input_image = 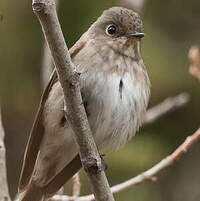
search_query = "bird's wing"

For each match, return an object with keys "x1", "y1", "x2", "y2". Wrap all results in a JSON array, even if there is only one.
[
  {"x1": 18, "y1": 70, "x2": 57, "y2": 191},
  {"x1": 18, "y1": 36, "x2": 86, "y2": 192}
]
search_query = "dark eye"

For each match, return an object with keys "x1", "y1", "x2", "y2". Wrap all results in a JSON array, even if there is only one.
[{"x1": 106, "y1": 25, "x2": 117, "y2": 35}]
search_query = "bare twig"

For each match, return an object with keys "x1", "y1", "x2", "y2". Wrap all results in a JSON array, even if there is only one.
[
  {"x1": 143, "y1": 93, "x2": 190, "y2": 125},
  {"x1": 188, "y1": 46, "x2": 200, "y2": 82},
  {"x1": 52, "y1": 128, "x2": 200, "y2": 201},
  {"x1": 0, "y1": 108, "x2": 11, "y2": 201},
  {"x1": 110, "y1": 129, "x2": 200, "y2": 193},
  {"x1": 32, "y1": 0, "x2": 115, "y2": 201},
  {"x1": 72, "y1": 173, "x2": 81, "y2": 201},
  {"x1": 41, "y1": 1, "x2": 65, "y2": 199}
]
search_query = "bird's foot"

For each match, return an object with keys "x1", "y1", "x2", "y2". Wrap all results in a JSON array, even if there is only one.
[{"x1": 100, "y1": 154, "x2": 108, "y2": 171}]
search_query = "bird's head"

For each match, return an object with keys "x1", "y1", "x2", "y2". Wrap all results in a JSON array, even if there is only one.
[{"x1": 88, "y1": 7, "x2": 144, "y2": 58}]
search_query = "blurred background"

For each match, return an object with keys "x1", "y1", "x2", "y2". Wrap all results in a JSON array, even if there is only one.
[{"x1": 0, "y1": 0, "x2": 200, "y2": 200}]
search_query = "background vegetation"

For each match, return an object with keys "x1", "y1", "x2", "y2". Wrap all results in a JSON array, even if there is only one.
[{"x1": 0, "y1": 0, "x2": 200, "y2": 200}]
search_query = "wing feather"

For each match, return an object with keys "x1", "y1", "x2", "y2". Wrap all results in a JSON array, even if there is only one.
[
  {"x1": 19, "y1": 71, "x2": 57, "y2": 191},
  {"x1": 19, "y1": 36, "x2": 86, "y2": 191}
]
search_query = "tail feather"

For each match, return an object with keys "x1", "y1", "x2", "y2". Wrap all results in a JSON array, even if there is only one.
[{"x1": 18, "y1": 155, "x2": 82, "y2": 200}]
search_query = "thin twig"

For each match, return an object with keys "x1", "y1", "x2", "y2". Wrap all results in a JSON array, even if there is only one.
[
  {"x1": 0, "y1": 108, "x2": 11, "y2": 201},
  {"x1": 41, "y1": 1, "x2": 65, "y2": 199},
  {"x1": 52, "y1": 128, "x2": 200, "y2": 201},
  {"x1": 188, "y1": 46, "x2": 200, "y2": 82},
  {"x1": 72, "y1": 173, "x2": 81, "y2": 201},
  {"x1": 143, "y1": 92, "x2": 190, "y2": 125},
  {"x1": 32, "y1": 0, "x2": 115, "y2": 201}
]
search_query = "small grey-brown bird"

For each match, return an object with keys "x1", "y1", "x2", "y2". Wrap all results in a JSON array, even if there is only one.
[{"x1": 18, "y1": 6, "x2": 150, "y2": 201}]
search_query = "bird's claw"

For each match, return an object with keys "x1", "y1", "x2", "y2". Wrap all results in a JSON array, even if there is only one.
[{"x1": 100, "y1": 154, "x2": 108, "y2": 171}]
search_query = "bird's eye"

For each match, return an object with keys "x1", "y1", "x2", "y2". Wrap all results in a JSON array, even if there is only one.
[{"x1": 106, "y1": 25, "x2": 117, "y2": 35}]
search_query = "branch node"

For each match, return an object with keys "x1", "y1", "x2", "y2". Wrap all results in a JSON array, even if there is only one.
[
  {"x1": 140, "y1": 174, "x2": 152, "y2": 183},
  {"x1": 64, "y1": 71, "x2": 80, "y2": 89},
  {"x1": 32, "y1": 2, "x2": 45, "y2": 12},
  {"x1": 72, "y1": 71, "x2": 81, "y2": 83},
  {"x1": 150, "y1": 176, "x2": 157, "y2": 182},
  {"x1": 82, "y1": 157, "x2": 104, "y2": 174}
]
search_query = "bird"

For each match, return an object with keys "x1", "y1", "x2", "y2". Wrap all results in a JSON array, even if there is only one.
[{"x1": 18, "y1": 6, "x2": 150, "y2": 201}]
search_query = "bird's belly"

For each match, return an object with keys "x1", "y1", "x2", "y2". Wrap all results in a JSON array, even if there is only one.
[{"x1": 82, "y1": 72, "x2": 148, "y2": 152}]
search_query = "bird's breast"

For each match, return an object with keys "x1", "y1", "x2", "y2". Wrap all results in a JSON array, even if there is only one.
[{"x1": 80, "y1": 67, "x2": 150, "y2": 152}]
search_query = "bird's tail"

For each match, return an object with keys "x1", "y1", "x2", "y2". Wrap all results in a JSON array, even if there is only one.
[
  {"x1": 18, "y1": 155, "x2": 82, "y2": 201},
  {"x1": 18, "y1": 183, "x2": 44, "y2": 201}
]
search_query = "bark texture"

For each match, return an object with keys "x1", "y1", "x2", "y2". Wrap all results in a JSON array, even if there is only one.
[{"x1": 32, "y1": 0, "x2": 115, "y2": 200}]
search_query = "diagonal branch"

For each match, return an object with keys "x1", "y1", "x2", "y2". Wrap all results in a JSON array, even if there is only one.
[
  {"x1": 52, "y1": 128, "x2": 200, "y2": 201},
  {"x1": 143, "y1": 92, "x2": 190, "y2": 125},
  {"x1": 32, "y1": 0, "x2": 115, "y2": 201}
]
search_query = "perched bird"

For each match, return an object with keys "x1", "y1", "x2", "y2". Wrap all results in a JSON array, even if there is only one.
[{"x1": 18, "y1": 6, "x2": 150, "y2": 201}]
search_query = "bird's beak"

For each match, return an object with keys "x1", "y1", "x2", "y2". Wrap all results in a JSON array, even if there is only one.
[{"x1": 126, "y1": 32, "x2": 145, "y2": 39}]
